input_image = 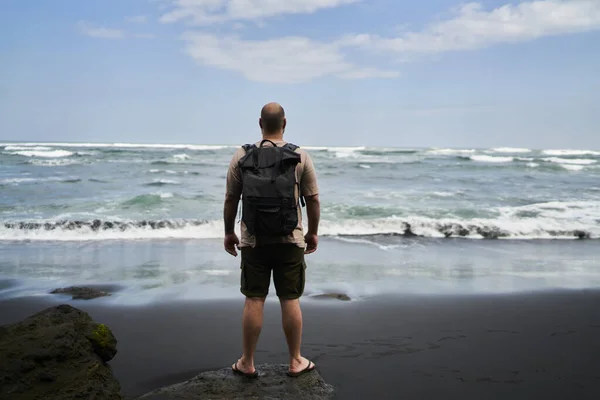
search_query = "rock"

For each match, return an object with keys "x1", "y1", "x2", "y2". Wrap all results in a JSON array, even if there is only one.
[
  {"x1": 50, "y1": 286, "x2": 112, "y2": 300},
  {"x1": 312, "y1": 293, "x2": 351, "y2": 301},
  {"x1": 137, "y1": 364, "x2": 335, "y2": 400},
  {"x1": 0, "y1": 304, "x2": 122, "y2": 400}
]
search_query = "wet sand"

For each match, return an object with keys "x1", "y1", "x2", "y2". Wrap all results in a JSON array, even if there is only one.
[{"x1": 1, "y1": 290, "x2": 600, "y2": 399}]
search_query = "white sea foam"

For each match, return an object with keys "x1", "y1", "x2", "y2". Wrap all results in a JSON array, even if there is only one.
[
  {"x1": 470, "y1": 155, "x2": 514, "y2": 163},
  {"x1": 303, "y1": 146, "x2": 365, "y2": 153},
  {"x1": 302, "y1": 146, "x2": 329, "y2": 151},
  {"x1": 173, "y1": 154, "x2": 190, "y2": 160},
  {"x1": 1, "y1": 203, "x2": 598, "y2": 241},
  {"x1": 432, "y1": 191, "x2": 457, "y2": 197},
  {"x1": 8, "y1": 150, "x2": 74, "y2": 158},
  {"x1": 204, "y1": 270, "x2": 231, "y2": 276},
  {"x1": 428, "y1": 148, "x2": 476, "y2": 155},
  {"x1": 150, "y1": 179, "x2": 179, "y2": 185},
  {"x1": 332, "y1": 236, "x2": 401, "y2": 251},
  {"x1": 0, "y1": 177, "x2": 39, "y2": 185},
  {"x1": 327, "y1": 147, "x2": 366, "y2": 158},
  {"x1": 542, "y1": 149, "x2": 600, "y2": 156},
  {"x1": 561, "y1": 164, "x2": 585, "y2": 171},
  {"x1": 0, "y1": 142, "x2": 232, "y2": 151},
  {"x1": 0, "y1": 220, "x2": 225, "y2": 241},
  {"x1": 3, "y1": 146, "x2": 53, "y2": 151},
  {"x1": 542, "y1": 157, "x2": 597, "y2": 165},
  {"x1": 488, "y1": 147, "x2": 531, "y2": 153}
]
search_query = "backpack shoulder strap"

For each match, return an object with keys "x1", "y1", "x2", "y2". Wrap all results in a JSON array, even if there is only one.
[
  {"x1": 283, "y1": 143, "x2": 299, "y2": 152},
  {"x1": 238, "y1": 144, "x2": 257, "y2": 168},
  {"x1": 241, "y1": 143, "x2": 257, "y2": 154},
  {"x1": 281, "y1": 143, "x2": 306, "y2": 207}
]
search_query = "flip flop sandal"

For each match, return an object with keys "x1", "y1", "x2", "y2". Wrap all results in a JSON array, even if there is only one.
[
  {"x1": 232, "y1": 361, "x2": 258, "y2": 379},
  {"x1": 287, "y1": 361, "x2": 316, "y2": 377}
]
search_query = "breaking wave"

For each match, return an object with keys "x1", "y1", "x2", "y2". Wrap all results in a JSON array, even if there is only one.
[
  {"x1": 428, "y1": 148, "x2": 477, "y2": 155},
  {"x1": 1, "y1": 142, "x2": 232, "y2": 151},
  {"x1": 1, "y1": 207, "x2": 598, "y2": 241},
  {"x1": 542, "y1": 149, "x2": 600, "y2": 156},
  {"x1": 7, "y1": 150, "x2": 74, "y2": 158},
  {"x1": 0, "y1": 219, "x2": 220, "y2": 241},
  {"x1": 487, "y1": 147, "x2": 531, "y2": 154},
  {"x1": 542, "y1": 157, "x2": 597, "y2": 165},
  {"x1": 4, "y1": 146, "x2": 53, "y2": 151}
]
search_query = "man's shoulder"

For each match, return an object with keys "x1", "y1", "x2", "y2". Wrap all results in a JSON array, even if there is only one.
[
  {"x1": 232, "y1": 140, "x2": 312, "y2": 160},
  {"x1": 229, "y1": 146, "x2": 247, "y2": 166},
  {"x1": 293, "y1": 146, "x2": 313, "y2": 161}
]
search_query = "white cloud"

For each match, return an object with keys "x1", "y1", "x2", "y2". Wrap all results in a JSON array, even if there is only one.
[
  {"x1": 165, "y1": 0, "x2": 600, "y2": 83},
  {"x1": 181, "y1": 33, "x2": 397, "y2": 83},
  {"x1": 160, "y1": 0, "x2": 358, "y2": 25},
  {"x1": 126, "y1": 15, "x2": 149, "y2": 24},
  {"x1": 342, "y1": 0, "x2": 600, "y2": 54},
  {"x1": 76, "y1": 21, "x2": 124, "y2": 39}
]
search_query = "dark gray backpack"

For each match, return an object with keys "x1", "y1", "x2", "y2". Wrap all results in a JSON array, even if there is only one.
[{"x1": 238, "y1": 139, "x2": 303, "y2": 236}]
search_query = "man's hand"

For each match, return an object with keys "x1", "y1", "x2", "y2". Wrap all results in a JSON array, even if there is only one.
[
  {"x1": 304, "y1": 232, "x2": 318, "y2": 255},
  {"x1": 224, "y1": 233, "x2": 240, "y2": 257}
]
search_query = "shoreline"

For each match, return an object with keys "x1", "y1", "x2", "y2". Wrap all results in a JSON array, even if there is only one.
[
  {"x1": 2, "y1": 236, "x2": 600, "y2": 304},
  {"x1": 2, "y1": 289, "x2": 600, "y2": 399}
]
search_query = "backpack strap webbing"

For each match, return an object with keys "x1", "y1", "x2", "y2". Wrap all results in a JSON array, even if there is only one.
[{"x1": 282, "y1": 143, "x2": 305, "y2": 207}]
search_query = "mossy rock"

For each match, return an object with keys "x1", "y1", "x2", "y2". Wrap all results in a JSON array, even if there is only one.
[
  {"x1": 86, "y1": 323, "x2": 118, "y2": 362},
  {"x1": 0, "y1": 304, "x2": 122, "y2": 399}
]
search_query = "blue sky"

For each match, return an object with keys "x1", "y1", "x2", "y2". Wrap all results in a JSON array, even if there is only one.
[{"x1": 1, "y1": 0, "x2": 599, "y2": 149}]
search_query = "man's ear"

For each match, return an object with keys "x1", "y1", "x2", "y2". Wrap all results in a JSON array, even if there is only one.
[
  {"x1": 282, "y1": 118, "x2": 287, "y2": 130},
  {"x1": 259, "y1": 118, "x2": 263, "y2": 129}
]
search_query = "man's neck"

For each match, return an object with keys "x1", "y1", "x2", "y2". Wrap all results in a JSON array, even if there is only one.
[{"x1": 261, "y1": 132, "x2": 284, "y2": 142}]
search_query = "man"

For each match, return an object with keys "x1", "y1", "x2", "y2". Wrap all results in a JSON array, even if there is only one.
[{"x1": 223, "y1": 102, "x2": 320, "y2": 378}]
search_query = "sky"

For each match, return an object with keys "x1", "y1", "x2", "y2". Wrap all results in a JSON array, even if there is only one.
[{"x1": 1, "y1": 0, "x2": 599, "y2": 149}]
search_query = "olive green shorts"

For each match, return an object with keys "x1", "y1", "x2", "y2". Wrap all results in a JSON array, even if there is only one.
[{"x1": 240, "y1": 244, "x2": 306, "y2": 299}]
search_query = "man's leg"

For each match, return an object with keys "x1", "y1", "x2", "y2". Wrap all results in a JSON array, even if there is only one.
[
  {"x1": 234, "y1": 246, "x2": 270, "y2": 375},
  {"x1": 234, "y1": 296, "x2": 265, "y2": 374},
  {"x1": 274, "y1": 245, "x2": 314, "y2": 373},
  {"x1": 280, "y1": 298, "x2": 312, "y2": 373}
]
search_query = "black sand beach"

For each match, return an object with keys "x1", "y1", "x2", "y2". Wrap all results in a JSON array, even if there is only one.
[{"x1": 1, "y1": 290, "x2": 600, "y2": 399}]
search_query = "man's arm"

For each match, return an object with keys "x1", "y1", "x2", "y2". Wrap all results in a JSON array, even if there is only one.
[
  {"x1": 223, "y1": 150, "x2": 243, "y2": 256},
  {"x1": 223, "y1": 194, "x2": 240, "y2": 235},
  {"x1": 300, "y1": 151, "x2": 320, "y2": 254},
  {"x1": 304, "y1": 194, "x2": 320, "y2": 235}
]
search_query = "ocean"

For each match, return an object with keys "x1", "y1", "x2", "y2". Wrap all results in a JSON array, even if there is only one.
[{"x1": 1, "y1": 142, "x2": 599, "y2": 304}]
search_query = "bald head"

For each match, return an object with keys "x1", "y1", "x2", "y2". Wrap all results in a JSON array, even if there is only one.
[{"x1": 260, "y1": 102, "x2": 286, "y2": 134}]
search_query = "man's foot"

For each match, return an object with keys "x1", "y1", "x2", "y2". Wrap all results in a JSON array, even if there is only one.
[
  {"x1": 287, "y1": 357, "x2": 315, "y2": 377},
  {"x1": 232, "y1": 359, "x2": 258, "y2": 378}
]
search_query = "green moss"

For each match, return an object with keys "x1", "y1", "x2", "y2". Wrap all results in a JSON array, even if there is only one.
[{"x1": 90, "y1": 324, "x2": 111, "y2": 348}]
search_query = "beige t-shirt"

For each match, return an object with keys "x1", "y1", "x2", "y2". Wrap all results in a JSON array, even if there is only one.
[{"x1": 226, "y1": 140, "x2": 319, "y2": 248}]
